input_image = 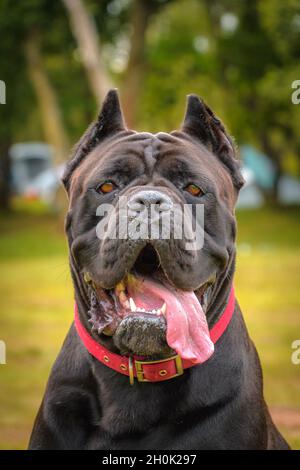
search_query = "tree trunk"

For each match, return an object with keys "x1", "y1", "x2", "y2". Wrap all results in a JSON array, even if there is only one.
[
  {"x1": 0, "y1": 141, "x2": 11, "y2": 211},
  {"x1": 260, "y1": 133, "x2": 282, "y2": 205},
  {"x1": 122, "y1": 0, "x2": 154, "y2": 128},
  {"x1": 24, "y1": 32, "x2": 70, "y2": 164},
  {"x1": 62, "y1": 0, "x2": 113, "y2": 106}
]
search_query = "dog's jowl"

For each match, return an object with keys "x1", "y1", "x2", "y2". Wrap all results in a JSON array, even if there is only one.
[{"x1": 29, "y1": 90, "x2": 289, "y2": 450}]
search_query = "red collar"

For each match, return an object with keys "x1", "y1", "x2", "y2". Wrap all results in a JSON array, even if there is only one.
[{"x1": 74, "y1": 286, "x2": 235, "y2": 384}]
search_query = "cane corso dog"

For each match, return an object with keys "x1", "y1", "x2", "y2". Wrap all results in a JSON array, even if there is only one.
[{"x1": 29, "y1": 90, "x2": 289, "y2": 450}]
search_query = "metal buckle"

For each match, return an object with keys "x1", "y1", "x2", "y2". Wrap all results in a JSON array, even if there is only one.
[
  {"x1": 128, "y1": 356, "x2": 135, "y2": 386},
  {"x1": 134, "y1": 355, "x2": 184, "y2": 383}
]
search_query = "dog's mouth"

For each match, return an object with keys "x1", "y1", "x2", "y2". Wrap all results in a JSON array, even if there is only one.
[{"x1": 86, "y1": 245, "x2": 214, "y2": 363}]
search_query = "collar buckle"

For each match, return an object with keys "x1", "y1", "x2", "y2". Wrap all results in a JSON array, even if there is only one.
[{"x1": 134, "y1": 355, "x2": 184, "y2": 384}]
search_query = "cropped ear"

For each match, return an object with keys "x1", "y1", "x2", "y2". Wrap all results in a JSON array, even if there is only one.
[
  {"x1": 62, "y1": 89, "x2": 126, "y2": 191},
  {"x1": 182, "y1": 94, "x2": 244, "y2": 190}
]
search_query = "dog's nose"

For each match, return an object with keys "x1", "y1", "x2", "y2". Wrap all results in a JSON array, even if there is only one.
[{"x1": 127, "y1": 190, "x2": 173, "y2": 214}]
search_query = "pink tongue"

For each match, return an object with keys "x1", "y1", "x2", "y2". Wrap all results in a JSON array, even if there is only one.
[{"x1": 126, "y1": 275, "x2": 214, "y2": 364}]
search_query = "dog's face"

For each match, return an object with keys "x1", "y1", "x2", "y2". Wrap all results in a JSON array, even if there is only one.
[{"x1": 63, "y1": 91, "x2": 244, "y2": 362}]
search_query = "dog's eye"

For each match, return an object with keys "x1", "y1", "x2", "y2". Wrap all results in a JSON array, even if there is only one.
[
  {"x1": 97, "y1": 181, "x2": 117, "y2": 194},
  {"x1": 184, "y1": 183, "x2": 203, "y2": 197}
]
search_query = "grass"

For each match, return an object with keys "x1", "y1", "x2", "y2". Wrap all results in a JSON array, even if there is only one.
[{"x1": 0, "y1": 206, "x2": 300, "y2": 449}]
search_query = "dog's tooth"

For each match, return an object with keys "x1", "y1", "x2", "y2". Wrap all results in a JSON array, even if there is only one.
[
  {"x1": 161, "y1": 302, "x2": 167, "y2": 315},
  {"x1": 140, "y1": 307, "x2": 145, "y2": 312},
  {"x1": 102, "y1": 326, "x2": 114, "y2": 336},
  {"x1": 129, "y1": 297, "x2": 136, "y2": 312},
  {"x1": 120, "y1": 291, "x2": 130, "y2": 309},
  {"x1": 116, "y1": 280, "x2": 125, "y2": 293}
]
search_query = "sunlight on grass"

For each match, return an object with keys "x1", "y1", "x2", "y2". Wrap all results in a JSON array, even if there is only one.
[
  {"x1": 0, "y1": 256, "x2": 72, "y2": 449},
  {"x1": 0, "y1": 207, "x2": 299, "y2": 449}
]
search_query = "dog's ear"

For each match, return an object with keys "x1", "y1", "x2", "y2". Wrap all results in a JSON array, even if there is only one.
[
  {"x1": 181, "y1": 94, "x2": 244, "y2": 190},
  {"x1": 62, "y1": 89, "x2": 126, "y2": 191}
]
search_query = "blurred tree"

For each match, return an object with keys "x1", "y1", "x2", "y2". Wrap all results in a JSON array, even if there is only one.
[
  {"x1": 202, "y1": 0, "x2": 300, "y2": 201},
  {"x1": 24, "y1": 30, "x2": 70, "y2": 163},
  {"x1": 0, "y1": 1, "x2": 29, "y2": 210},
  {"x1": 1, "y1": 0, "x2": 300, "y2": 209},
  {"x1": 122, "y1": 0, "x2": 175, "y2": 127},
  {"x1": 62, "y1": 0, "x2": 113, "y2": 104},
  {"x1": 137, "y1": 0, "x2": 300, "y2": 202},
  {"x1": 0, "y1": 0, "x2": 72, "y2": 209},
  {"x1": 0, "y1": 0, "x2": 95, "y2": 210},
  {"x1": 62, "y1": 0, "x2": 174, "y2": 126}
]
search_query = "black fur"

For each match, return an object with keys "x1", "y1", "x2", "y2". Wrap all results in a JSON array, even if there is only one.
[{"x1": 29, "y1": 91, "x2": 289, "y2": 450}]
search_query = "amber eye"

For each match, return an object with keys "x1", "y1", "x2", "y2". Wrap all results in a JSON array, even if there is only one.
[
  {"x1": 184, "y1": 183, "x2": 203, "y2": 197},
  {"x1": 97, "y1": 181, "x2": 116, "y2": 194}
]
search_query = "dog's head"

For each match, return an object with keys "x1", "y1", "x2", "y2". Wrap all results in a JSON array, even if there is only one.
[{"x1": 63, "y1": 90, "x2": 244, "y2": 363}]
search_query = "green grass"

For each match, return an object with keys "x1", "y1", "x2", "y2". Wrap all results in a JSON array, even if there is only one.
[{"x1": 0, "y1": 207, "x2": 300, "y2": 449}]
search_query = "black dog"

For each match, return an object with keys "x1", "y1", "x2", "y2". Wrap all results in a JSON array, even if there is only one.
[{"x1": 29, "y1": 91, "x2": 289, "y2": 450}]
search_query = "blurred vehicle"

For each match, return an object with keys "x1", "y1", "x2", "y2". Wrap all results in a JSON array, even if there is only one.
[
  {"x1": 238, "y1": 145, "x2": 300, "y2": 207},
  {"x1": 10, "y1": 142, "x2": 53, "y2": 195},
  {"x1": 278, "y1": 175, "x2": 300, "y2": 205},
  {"x1": 9, "y1": 142, "x2": 67, "y2": 211},
  {"x1": 24, "y1": 163, "x2": 66, "y2": 208},
  {"x1": 240, "y1": 145, "x2": 276, "y2": 191},
  {"x1": 237, "y1": 166, "x2": 265, "y2": 209}
]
